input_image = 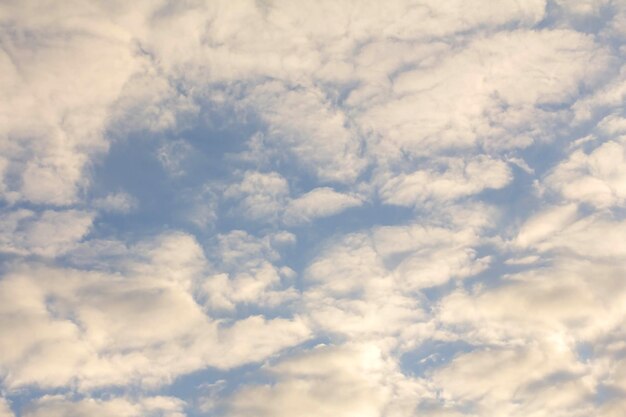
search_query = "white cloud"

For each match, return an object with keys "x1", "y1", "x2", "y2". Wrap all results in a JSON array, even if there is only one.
[
  {"x1": 432, "y1": 248, "x2": 626, "y2": 415},
  {"x1": 225, "y1": 181, "x2": 363, "y2": 226},
  {"x1": 202, "y1": 230, "x2": 298, "y2": 311},
  {"x1": 224, "y1": 171, "x2": 290, "y2": 222},
  {"x1": 302, "y1": 212, "x2": 491, "y2": 343},
  {"x1": 203, "y1": 269, "x2": 294, "y2": 312},
  {"x1": 211, "y1": 229, "x2": 289, "y2": 268},
  {"x1": 357, "y1": 29, "x2": 611, "y2": 162},
  {"x1": 378, "y1": 156, "x2": 512, "y2": 206},
  {"x1": 0, "y1": 232, "x2": 309, "y2": 390},
  {"x1": 431, "y1": 344, "x2": 594, "y2": 417},
  {"x1": 515, "y1": 203, "x2": 579, "y2": 248},
  {"x1": 109, "y1": 67, "x2": 198, "y2": 135},
  {"x1": 284, "y1": 187, "x2": 363, "y2": 225},
  {"x1": 0, "y1": 1, "x2": 141, "y2": 205},
  {"x1": 545, "y1": 140, "x2": 626, "y2": 208},
  {"x1": 600, "y1": 400, "x2": 626, "y2": 417},
  {"x1": 223, "y1": 344, "x2": 396, "y2": 417},
  {"x1": 545, "y1": 216, "x2": 626, "y2": 259},
  {"x1": 0, "y1": 209, "x2": 94, "y2": 257},
  {"x1": 507, "y1": 156, "x2": 535, "y2": 174},
  {"x1": 598, "y1": 114, "x2": 626, "y2": 136},
  {"x1": 573, "y1": 67, "x2": 626, "y2": 122},
  {"x1": 0, "y1": 398, "x2": 13, "y2": 417},
  {"x1": 247, "y1": 82, "x2": 366, "y2": 183},
  {"x1": 437, "y1": 257, "x2": 626, "y2": 344},
  {"x1": 144, "y1": 0, "x2": 546, "y2": 89},
  {"x1": 21, "y1": 395, "x2": 186, "y2": 417},
  {"x1": 93, "y1": 192, "x2": 138, "y2": 214},
  {"x1": 2, "y1": 0, "x2": 626, "y2": 415}
]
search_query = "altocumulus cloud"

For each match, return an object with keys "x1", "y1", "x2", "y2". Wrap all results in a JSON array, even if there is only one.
[{"x1": 1, "y1": 0, "x2": 626, "y2": 416}]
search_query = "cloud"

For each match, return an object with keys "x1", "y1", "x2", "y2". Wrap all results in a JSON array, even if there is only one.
[
  {"x1": 0, "y1": 399, "x2": 13, "y2": 417},
  {"x1": 515, "y1": 209, "x2": 626, "y2": 260},
  {"x1": 224, "y1": 171, "x2": 290, "y2": 222},
  {"x1": 301, "y1": 208, "x2": 491, "y2": 343},
  {"x1": 202, "y1": 230, "x2": 299, "y2": 311},
  {"x1": 0, "y1": 232, "x2": 309, "y2": 391},
  {"x1": 246, "y1": 82, "x2": 366, "y2": 183},
  {"x1": 600, "y1": 400, "x2": 626, "y2": 417},
  {"x1": 2, "y1": 0, "x2": 626, "y2": 415},
  {"x1": 357, "y1": 29, "x2": 612, "y2": 162},
  {"x1": 283, "y1": 187, "x2": 363, "y2": 225},
  {"x1": 93, "y1": 192, "x2": 138, "y2": 213},
  {"x1": 224, "y1": 175, "x2": 364, "y2": 225},
  {"x1": 515, "y1": 203, "x2": 579, "y2": 248},
  {"x1": 431, "y1": 344, "x2": 593, "y2": 417},
  {"x1": 0, "y1": 1, "x2": 142, "y2": 205},
  {"x1": 203, "y1": 267, "x2": 297, "y2": 311},
  {"x1": 109, "y1": 67, "x2": 198, "y2": 135},
  {"x1": 573, "y1": 70, "x2": 626, "y2": 122},
  {"x1": 378, "y1": 156, "x2": 512, "y2": 206},
  {"x1": 21, "y1": 395, "x2": 186, "y2": 417},
  {"x1": 222, "y1": 344, "x2": 396, "y2": 417},
  {"x1": 0, "y1": 209, "x2": 94, "y2": 257},
  {"x1": 432, "y1": 253, "x2": 626, "y2": 415},
  {"x1": 545, "y1": 139, "x2": 626, "y2": 208},
  {"x1": 438, "y1": 256, "x2": 626, "y2": 343}
]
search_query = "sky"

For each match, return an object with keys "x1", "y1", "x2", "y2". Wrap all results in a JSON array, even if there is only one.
[{"x1": 1, "y1": 0, "x2": 626, "y2": 416}]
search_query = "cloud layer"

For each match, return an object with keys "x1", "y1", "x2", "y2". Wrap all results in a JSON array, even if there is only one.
[{"x1": 1, "y1": 0, "x2": 625, "y2": 416}]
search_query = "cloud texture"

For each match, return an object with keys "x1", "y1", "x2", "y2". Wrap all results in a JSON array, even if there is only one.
[{"x1": 1, "y1": 0, "x2": 626, "y2": 416}]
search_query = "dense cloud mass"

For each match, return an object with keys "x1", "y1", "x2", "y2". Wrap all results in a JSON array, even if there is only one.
[{"x1": 1, "y1": 0, "x2": 626, "y2": 416}]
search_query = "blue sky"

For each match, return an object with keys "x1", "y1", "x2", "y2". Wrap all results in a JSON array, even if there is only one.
[{"x1": 1, "y1": 1, "x2": 626, "y2": 416}]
